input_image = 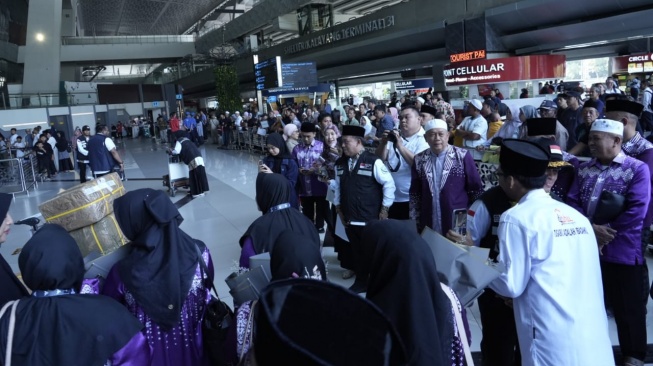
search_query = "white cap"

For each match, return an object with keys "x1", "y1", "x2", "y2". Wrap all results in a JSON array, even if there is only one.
[
  {"x1": 590, "y1": 119, "x2": 624, "y2": 136},
  {"x1": 417, "y1": 97, "x2": 425, "y2": 104},
  {"x1": 225, "y1": 111, "x2": 230, "y2": 114},
  {"x1": 468, "y1": 99, "x2": 483, "y2": 111},
  {"x1": 424, "y1": 119, "x2": 449, "y2": 132}
]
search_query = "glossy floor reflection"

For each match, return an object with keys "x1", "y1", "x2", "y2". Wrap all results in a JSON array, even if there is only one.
[{"x1": 2, "y1": 136, "x2": 653, "y2": 361}]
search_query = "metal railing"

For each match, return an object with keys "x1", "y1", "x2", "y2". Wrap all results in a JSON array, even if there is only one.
[
  {"x1": 61, "y1": 35, "x2": 196, "y2": 45},
  {"x1": 0, "y1": 153, "x2": 38, "y2": 196}
]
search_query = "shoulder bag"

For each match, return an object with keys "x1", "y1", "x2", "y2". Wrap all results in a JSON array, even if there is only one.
[
  {"x1": 194, "y1": 244, "x2": 234, "y2": 366},
  {"x1": 0, "y1": 300, "x2": 20, "y2": 366}
]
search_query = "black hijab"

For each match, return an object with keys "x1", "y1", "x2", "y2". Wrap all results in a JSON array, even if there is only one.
[
  {"x1": 55, "y1": 131, "x2": 68, "y2": 151},
  {"x1": 270, "y1": 230, "x2": 325, "y2": 281},
  {"x1": 241, "y1": 173, "x2": 319, "y2": 254},
  {"x1": 265, "y1": 133, "x2": 292, "y2": 174},
  {"x1": 114, "y1": 188, "x2": 200, "y2": 329},
  {"x1": 363, "y1": 220, "x2": 454, "y2": 366},
  {"x1": 0, "y1": 224, "x2": 143, "y2": 366},
  {"x1": 0, "y1": 193, "x2": 28, "y2": 306},
  {"x1": 254, "y1": 279, "x2": 407, "y2": 365}
]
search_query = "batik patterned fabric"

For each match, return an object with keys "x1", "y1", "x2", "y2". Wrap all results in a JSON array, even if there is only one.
[
  {"x1": 292, "y1": 140, "x2": 328, "y2": 196},
  {"x1": 410, "y1": 145, "x2": 484, "y2": 234},
  {"x1": 622, "y1": 132, "x2": 653, "y2": 227},
  {"x1": 103, "y1": 248, "x2": 212, "y2": 366},
  {"x1": 567, "y1": 152, "x2": 650, "y2": 265}
]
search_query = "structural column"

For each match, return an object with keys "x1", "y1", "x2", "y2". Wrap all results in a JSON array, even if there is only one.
[{"x1": 23, "y1": 0, "x2": 63, "y2": 95}]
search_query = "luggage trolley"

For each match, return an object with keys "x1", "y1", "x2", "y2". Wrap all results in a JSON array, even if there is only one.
[{"x1": 163, "y1": 154, "x2": 189, "y2": 197}]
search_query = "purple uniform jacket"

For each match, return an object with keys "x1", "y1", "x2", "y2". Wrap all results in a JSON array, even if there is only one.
[
  {"x1": 622, "y1": 132, "x2": 653, "y2": 227},
  {"x1": 409, "y1": 146, "x2": 484, "y2": 234},
  {"x1": 103, "y1": 248, "x2": 214, "y2": 366},
  {"x1": 292, "y1": 140, "x2": 328, "y2": 197},
  {"x1": 567, "y1": 152, "x2": 651, "y2": 265}
]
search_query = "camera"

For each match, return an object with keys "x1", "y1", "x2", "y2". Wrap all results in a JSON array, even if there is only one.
[{"x1": 387, "y1": 130, "x2": 399, "y2": 144}]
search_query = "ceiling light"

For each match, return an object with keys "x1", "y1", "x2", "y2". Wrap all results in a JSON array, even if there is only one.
[{"x1": 35, "y1": 33, "x2": 45, "y2": 42}]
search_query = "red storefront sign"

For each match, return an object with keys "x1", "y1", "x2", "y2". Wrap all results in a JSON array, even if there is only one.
[
  {"x1": 612, "y1": 53, "x2": 653, "y2": 74},
  {"x1": 443, "y1": 55, "x2": 566, "y2": 86}
]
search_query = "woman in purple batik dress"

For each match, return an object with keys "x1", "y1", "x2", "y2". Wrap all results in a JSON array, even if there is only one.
[{"x1": 103, "y1": 188, "x2": 213, "y2": 366}]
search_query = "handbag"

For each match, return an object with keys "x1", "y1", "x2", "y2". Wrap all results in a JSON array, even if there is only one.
[
  {"x1": 0, "y1": 300, "x2": 20, "y2": 366},
  {"x1": 593, "y1": 190, "x2": 626, "y2": 225},
  {"x1": 194, "y1": 244, "x2": 234, "y2": 366}
]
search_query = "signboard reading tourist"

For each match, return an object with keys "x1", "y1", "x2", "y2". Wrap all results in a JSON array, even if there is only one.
[
  {"x1": 450, "y1": 50, "x2": 486, "y2": 63},
  {"x1": 255, "y1": 56, "x2": 283, "y2": 90}
]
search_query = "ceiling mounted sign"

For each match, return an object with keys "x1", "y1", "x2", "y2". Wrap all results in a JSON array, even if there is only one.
[{"x1": 443, "y1": 55, "x2": 566, "y2": 87}]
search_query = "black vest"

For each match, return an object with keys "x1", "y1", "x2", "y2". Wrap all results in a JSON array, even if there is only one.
[
  {"x1": 178, "y1": 138, "x2": 201, "y2": 165},
  {"x1": 336, "y1": 151, "x2": 382, "y2": 223},
  {"x1": 87, "y1": 134, "x2": 114, "y2": 172},
  {"x1": 478, "y1": 186, "x2": 513, "y2": 260}
]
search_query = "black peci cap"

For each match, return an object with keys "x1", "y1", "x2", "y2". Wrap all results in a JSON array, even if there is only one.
[
  {"x1": 526, "y1": 118, "x2": 557, "y2": 137},
  {"x1": 500, "y1": 139, "x2": 551, "y2": 177},
  {"x1": 342, "y1": 125, "x2": 365, "y2": 138}
]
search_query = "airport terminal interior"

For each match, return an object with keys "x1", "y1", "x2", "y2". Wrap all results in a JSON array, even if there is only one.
[{"x1": 3, "y1": 0, "x2": 653, "y2": 364}]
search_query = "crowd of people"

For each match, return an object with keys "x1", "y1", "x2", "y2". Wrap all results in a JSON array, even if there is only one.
[{"x1": 1, "y1": 75, "x2": 653, "y2": 365}]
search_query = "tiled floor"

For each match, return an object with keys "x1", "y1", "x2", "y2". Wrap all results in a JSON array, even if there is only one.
[{"x1": 2, "y1": 136, "x2": 653, "y2": 363}]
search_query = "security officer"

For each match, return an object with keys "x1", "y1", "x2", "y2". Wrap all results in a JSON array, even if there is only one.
[
  {"x1": 76, "y1": 125, "x2": 91, "y2": 183},
  {"x1": 332, "y1": 125, "x2": 395, "y2": 293},
  {"x1": 88, "y1": 124, "x2": 125, "y2": 179}
]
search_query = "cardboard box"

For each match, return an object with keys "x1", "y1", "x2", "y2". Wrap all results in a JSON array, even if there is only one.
[
  {"x1": 69, "y1": 212, "x2": 128, "y2": 258},
  {"x1": 39, "y1": 173, "x2": 125, "y2": 231}
]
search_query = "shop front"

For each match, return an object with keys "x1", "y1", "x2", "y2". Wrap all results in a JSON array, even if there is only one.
[
  {"x1": 442, "y1": 54, "x2": 566, "y2": 112},
  {"x1": 611, "y1": 53, "x2": 653, "y2": 97}
]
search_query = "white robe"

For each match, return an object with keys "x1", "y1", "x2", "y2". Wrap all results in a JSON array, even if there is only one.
[{"x1": 489, "y1": 189, "x2": 613, "y2": 366}]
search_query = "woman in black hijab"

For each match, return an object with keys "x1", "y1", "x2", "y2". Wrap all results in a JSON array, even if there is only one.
[
  {"x1": 226, "y1": 230, "x2": 327, "y2": 365},
  {"x1": 239, "y1": 173, "x2": 319, "y2": 268},
  {"x1": 259, "y1": 132, "x2": 299, "y2": 208},
  {"x1": 55, "y1": 130, "x2": 74, "y2": 172},
  {"x1": 363, "y1": 220, "x2": 456, "y2": 366},
  {"x1": 102, "y1": 188, "x2": 212, "y2": 365},
  {"x1": 0, "y1": 193, "x2": 28, "y2": 307},
  {"x1": 0, "y1": 224, "x2": 148, "y2": 366}
]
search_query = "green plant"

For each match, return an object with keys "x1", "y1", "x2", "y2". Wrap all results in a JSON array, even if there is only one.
[{"x1": 214, "y1": 65, "x2": 241, "y2": 113}]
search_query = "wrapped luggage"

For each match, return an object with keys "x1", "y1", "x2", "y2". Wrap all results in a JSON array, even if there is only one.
[
  {"x1": 38, "y1": 173, "x2": 125, "y2": 231},
  {"x1": 69, "y1": 213, "x2": 128, "y2": 258}
]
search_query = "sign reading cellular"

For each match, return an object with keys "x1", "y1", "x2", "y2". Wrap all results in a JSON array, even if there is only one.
[
  {"x1": 449, "y1": 50, "x2": 486, "y2": 63},
  {"x1": 443, "y1": 55, "x2": 566, "y2": 87}
]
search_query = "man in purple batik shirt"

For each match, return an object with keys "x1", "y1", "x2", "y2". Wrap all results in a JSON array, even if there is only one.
[
  {"x1": 293, "y1": 122, "x2": 329, "y2": 233},
  {"x1": 567, "y1": 118, "x2": 650, "y2": 366}
]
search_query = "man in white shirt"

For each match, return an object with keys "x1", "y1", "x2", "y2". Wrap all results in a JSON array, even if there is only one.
[
  {"x1": 605, "y1": 76, "x2": 623, "y2": 95},
  {"x1": 376, "y1": 105, "x2": 428, "y2": 219},
  {"x1": 488, "y1": 139, "x2": 613, "y2": 366},
  {"x1": 8, "y1": 128, "x2": 17, "y2": 145},
  {"x1": 457, "y1": 99, "x2": 487, "y2": 159}
]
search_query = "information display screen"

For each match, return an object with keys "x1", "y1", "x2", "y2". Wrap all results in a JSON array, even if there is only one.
[
  {"x1": 254, "y1": 56, "x2": 283, "y2": 90},
  {"x1": 281, "y1": 62, "x2": 318, "y2": 88}
]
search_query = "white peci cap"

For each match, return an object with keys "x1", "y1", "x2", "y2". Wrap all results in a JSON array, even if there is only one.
[
  {"x1": 424, "y1": 119, "x2": 449, "y2": 132},
  {"x1": 590, "y1": 119, "x2": 624, "y2": 136}
]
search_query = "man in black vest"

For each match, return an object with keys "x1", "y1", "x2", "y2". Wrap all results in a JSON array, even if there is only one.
[
  {"x1": 333, "y1": 125, "x2": 395, "y2": 293},
  {"x1": 88, "y1": 124, "x2": 124, "y2": 179},
  {"x1": 76, "y1": 125, "x2": 91, "y2": 183}
]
